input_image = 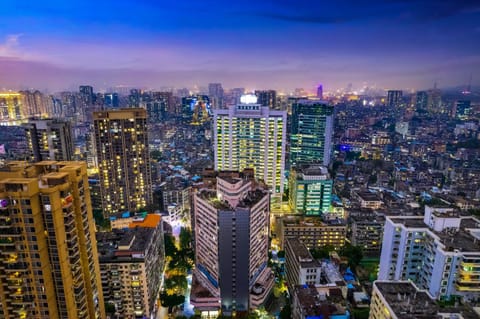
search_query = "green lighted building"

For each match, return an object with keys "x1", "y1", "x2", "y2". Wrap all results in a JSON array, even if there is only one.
[
  {"x1": 289, "y1": 165, "x2": 332, "y2": 216},
  {"x1": 290, "y1": 100, "x2": 334, "y2": 166}
]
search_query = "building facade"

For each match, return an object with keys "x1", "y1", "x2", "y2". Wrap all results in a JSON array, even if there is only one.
[
  {"x1": 23, "y1": 119, "x2": 74, "y2": 162},
  {"x1": 348, "y1": 211, "x2": 385, "y2": 256},
  {"x1": 369, "y1": 281, "x2": 476, "y2": 319},
  {"x1": 93, "y1": 109, "x2": 152, "y2": 216},
  {"x1": 289, "y1": 165, "x2": 333, "y2": 216},
  {"x1": 378, "y1": 205, "x2": 480, "y2": 301},
  {"x1": 0, "y1": 161, "x2": 105, "y2": 319},
  {"x1": 97, "y1": 215, "x2": 164, "y2": 318},
  {"x1": 285, "y1": 237, "x2": 321, "y2": 287},
  {"x1": 277, "y1": 216, "x2": 346, "y2": 250},
  {"x1": 290, "y1": 100, "x2": 334, "y2": 166},
  {"x1": 191, "y1": 171, "x2": 273, "y2": 315},
  {"x1": 214, "y1": 100, "x2": 286, "y2": 198}
]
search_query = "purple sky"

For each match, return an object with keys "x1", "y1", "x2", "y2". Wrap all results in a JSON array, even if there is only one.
[{"x1": 1, "y1": 0, "x2": 479, "y2": 92}]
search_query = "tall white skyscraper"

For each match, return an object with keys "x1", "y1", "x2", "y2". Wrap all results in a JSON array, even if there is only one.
[{"x1": 213, "y1": 95, "x2": 287, "y2": 198}]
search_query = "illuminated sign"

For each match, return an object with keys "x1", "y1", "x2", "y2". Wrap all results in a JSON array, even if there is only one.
[{"x1": 240, "y1": 94, "x2": 258, "y2": 104}]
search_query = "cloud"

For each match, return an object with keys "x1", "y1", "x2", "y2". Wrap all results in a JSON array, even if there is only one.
[{"x1": 0, "y1": 34, "x2": 23, "y2": 56}]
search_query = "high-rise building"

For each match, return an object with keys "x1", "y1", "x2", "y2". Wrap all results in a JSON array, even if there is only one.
[
  {"x1": 254, "y1": 90, "x2": 277, "y2": 108},
  {"x1": 79, "y1": 85, "x2": 94, "y2": 105},
  {"x1": 104, "y1": 93, "x2": 119, "y2": 108},
  {"x1": 386, "y1": 90, "x2": 403, "y2": 107},
  {"x1": 97, "y1": 214, "x2": 164, "y2": 318},
  {"x1": 427, "y1": 84, "x2": 442, "y2": 113},
  {"x1": 455, "y1": 100, "x2": 471, "y2": 119},
  {"x1": 378, "y1": 205, "x2": 480, "y2": 301},
  {"x1": 152, "y1": 91, "x2": 174, "y2": 114},
  {"x1": 0, "y1": 161, "x2": 105, "y2": 319},
  {"x1": 288, "y1": 165, "x2": 332, "y2": 216},
  {"x1": 191, "y1": 171, "x2": 273, "y2": 315},
  {"x1": 0, "y1": 92, "x2": 24, "y2": 124},
  {"x1": 23, "y1": 119, "x2": 74, "y2": 162},
  {"x1": 414, "y1": 90, "x2": 428, "y2": 111},
  {"x1": 93, "y1": 108, "x2": 152, "y2": 216},
  {"x1": 214, "y1": 96, "x2": 286, "y2": 197},
  {"x1": 316, "y1": 85, "x2": 323, "y2": 99},
  {"x1": 290, "y1": 100, "x2": 334, "y2": 166},
  {"x1": 209, "y1": 83, "x2": 224, "y2": 109},
  {"x1": 19, "y1": 90, "x2": 51, "y2": 118}
]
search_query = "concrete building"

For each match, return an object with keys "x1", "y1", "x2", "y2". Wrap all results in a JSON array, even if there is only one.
[
  {"x1": 254, "y1": 90, "x2": 277, "y2": 109},
  {"x1": 191, "y1": 170, "x2": 273, "y2": 315},
  {"x1": 285, "y1": 237, "x2": 321, "y2": 287},
  {"x1": 23, "y1": 119, "x2": 74, "y2": 162},
  {"x1": 379, "y1": 205, "x2": 480, "y2": 301},
  {"x1": 290, "y1": 100, "x2": 334, "y2": 166},
  {"x1": 0, "y1": 161, "x2": 105, "y2": 319},
  {"x1": 93, "y1": 108, "x2": 152, "y2": 216},
  {"x1": 386, "y1": 90, "x2": 403, "y2": 108},
  {"x1": 289, "y1": 164, "x2": 333, "y2": 216},
  {"x1": 349, "y1": 211, "x2": 385, "y2": 256},
  {"x1": 291, "y1": 285, "x2": 349, "y2": 319},
  {"x1": 277, "y1": 216, "x2": 346, "y2": 250},
  {"x1": 97, "y1": 215, "x2": 164, "y2": 319},
  {"x1": 214, "y1": 97, "x2": 286, "y2": 199},
  {"x1": 370, "y1": 281, "x2": 478, "y2": 319}
]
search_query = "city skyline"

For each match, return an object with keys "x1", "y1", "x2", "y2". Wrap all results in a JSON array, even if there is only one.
[{"x1": 1, "y1": 0, "x2": 479, "y2": 91}]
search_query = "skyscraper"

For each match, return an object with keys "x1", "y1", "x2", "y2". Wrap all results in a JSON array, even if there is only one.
[
  {"x1": 214, "y1": 96, "x2": 286, "y2": 197},
  {"x1": 93, "y1": 108, "x2": 152, "y2": 216},
  {"x1": 290, "y1": 100, "x2": 334, "y2": 166},
  {"x1": 414, "y1": 90, "x2": 428, "y2": 111},
  {"x1": 209, "y1": 83, "x2": 224, "y2": 109},
  {"x1": 316, "y1": 85, "x2": 323, "y2": 99},
  {"x1": 254, "y1": 90, "x2": 277, "y2": 108},
  {"x1": 23, "y1": 119, "x2": 74, "y2": 162},
  {"x1": 0, "y1": 92, "x2": 24, "y2": 124},
  {"x1": 0, "y1": 161, "x2": 105, "y2": 319},
  {"x1": 79, "y1": 85, "x2": 94, "y2": 105},
  {"x1": 191, "y1": 171, "x2": 273, "y2": 315},
  {"x1": 386, "y1": 90, "x2": 403, "y2": 107}
]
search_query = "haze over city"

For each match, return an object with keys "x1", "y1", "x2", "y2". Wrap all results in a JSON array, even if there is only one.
[{"x1": 1, "y1": 0, "x2": 480, "y2": 91}]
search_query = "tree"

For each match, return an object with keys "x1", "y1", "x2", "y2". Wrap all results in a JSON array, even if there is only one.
[
  {"x1": 279, "y1": 302, "x2": 291, "y2": 319},
  {"x1": 150, "y1": 150, "x2": 162, "y2": 161},
  {"x1": 160, "y1": 292, "x2": 185, "y2": 311},
  {"x1": 179, "y1": 227, "x2": 192, "y2": 250},
  {"x1": 164, "y1": 275, "x2": 188, "y2": 293},
  {"x1": 340, "y1": 243, "x2": 363, "y2": 270},
  {"x1": 104, "y1": 302, "x2": 116, "y2": 314},
  {"x1": 310, "y1": 245, "x2": 335, "y2": 260},
  {"x1": 164, "y1": 234, "x2": 178, "y2": 257}
]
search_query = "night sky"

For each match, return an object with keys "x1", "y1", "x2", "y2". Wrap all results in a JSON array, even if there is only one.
[{"x1": 1, "y1": 0, "x2": 479, "y2": 92}]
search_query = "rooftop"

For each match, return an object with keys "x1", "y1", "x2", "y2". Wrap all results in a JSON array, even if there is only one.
[
  {"x1": 286, "y1": 237, "x2": 319, "y2": 268},
  {"x1": 293, "y1": 285, "x2": 347, "y2": 318},
  {"x1": 389, "y1": 216, "x2": 426, "y2": 228},
  {"x1": 282, "y1": 216, "x2": 346, "y2": 228},
  {"x1": 96, "y1": 227, "x2": 157, "y2": 263},
  {"x1": 374, "y1": 281, "x2": 478, "y2": 319}
]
